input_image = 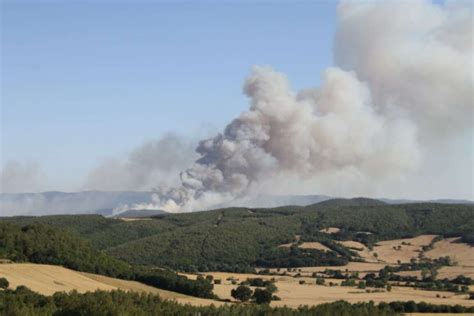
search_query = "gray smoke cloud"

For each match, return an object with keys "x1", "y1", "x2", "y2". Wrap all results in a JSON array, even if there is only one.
[
  {"x1": 2, "y1": 0, "x2": 472, "y2": 214},
  {"x1": 150, "y1": 0, "x2": 473, "y2": 212},
  {"x1": 84, "y1": 133, "x2": 197, "y2": 192},
  {"x1": 335, "y1": 0, "x2": 473, "y2": 138},
  {"x1": 0, "y1": 161, "x2": 44, "y2": 194}
]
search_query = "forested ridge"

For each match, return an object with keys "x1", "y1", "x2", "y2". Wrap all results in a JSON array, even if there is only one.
[{"x1": 2, "y1": 201, "x2": 473, "y2": 272}]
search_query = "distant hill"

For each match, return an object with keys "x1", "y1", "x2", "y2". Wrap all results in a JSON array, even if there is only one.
[
  {"x1": 218, "y1": 194, "x2": 332, "y2": 208},
  {"x1": 0, "y1": 191, "x2": 154, "y2": 216},
  {"x1": 314, "y1": 197, "x2": 387, "y2": 207},
  {"x1": 114, "y1": 209, "x2": 167, "y2": 218},
  {"x1": 1, "y1": 191, "x2": 472, "y2": 217}
]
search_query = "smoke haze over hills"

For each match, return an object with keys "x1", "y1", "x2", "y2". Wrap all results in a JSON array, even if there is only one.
[
  {"x1": 1, "y1": 1, "x2": 472, "y2": 214},
  {"x1": 147, "y1": 0, "x2": 473, "y2": 212}
]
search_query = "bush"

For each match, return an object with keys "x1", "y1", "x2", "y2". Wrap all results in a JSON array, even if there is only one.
[
  {"x1": 252, "y1": 288, "x2": 272, "y2": 304},
  {"x1": 0, "y1": 277, "x2": 9, "y2": 289},
  {"x1": 231, "y1": 285, "x2": 253, "y2": 302},
  {"x1": 265, "y1": 282, "x2": 278, "y2": 294}
]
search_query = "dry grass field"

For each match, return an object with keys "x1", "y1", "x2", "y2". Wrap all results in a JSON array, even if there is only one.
[
  {"x1": 264, "y1": 262, "x2": 390, "y2": 278},
  {"x1": 2, "y1": 233, "x2": 473, "y2": 312},
  {"x1": 319, "y1": 227, "x2": 340, "y2": 234},
  {"x1": 0, "y1": 263, "x2": 223, "y2": 306},
  {"x1": 372, "y1": 235, "x2": 438, "y2": 264},
  {"x1": 337, "y1": 240, "x2": 379, "y2": 263},
  {"x1": 198, "y1": 271, "x2": 474, "y2": 308},
  {"x1": 437, "y1": 266, "x2": 474, "y2": 279},
  {"x1": 278, "y1": 241, "x2": 331, "y2": 251},
  {"x1": 425, "y1": 238, "x2": 474, "y2": 267}
]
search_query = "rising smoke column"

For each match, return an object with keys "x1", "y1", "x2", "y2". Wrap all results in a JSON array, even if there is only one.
[
  {"x1": 153, "y1": 0, "x2": 473, "y2": 212},
  {"x1": 155, "y1": 67, "x2": 420, "y2": 212}
]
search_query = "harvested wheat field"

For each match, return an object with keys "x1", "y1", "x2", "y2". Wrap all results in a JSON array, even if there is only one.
[
  {"x1": 437, "y1": 266, "x2": 474, "y2": 279},
  {"x1": 399, "y1": 266, "x2": 474, "y2": 280},
  {"x1": 320, "y1": 227, "x2": 340, "y2": 234},
  {"x1": 0, "y1": 263, "x2": 115, "y2": 295},
  {"x1": 425, "y1": 238, "x2": 474, "y2": 267},
  {"x1": 298, "y1": 242, "x2": 332, "y2": 251},
  {"x1": 337, "y1": 240, "x2": 378, "y2": 263},
  {"x1": 264, "y1": 262, "x2": 390, "y2": 279},
  {"x1": 278, "y1": 241, "x2": 331, "y2": 252},
  {"x1": 202, "y1": 271, "x2": 473, "y2": 308},
  {"x1": 0, "y1": 263, "x2": 223, "y2": 306},
  {"x1": 80, "y1": 272, "x2": 225, "y2": 306},
  {"x1": 373, "y1": 235, "x2": 438, "y2": 264},
  {"x1": 293, "y1": 262, "x2": 389, "y2": 275}
]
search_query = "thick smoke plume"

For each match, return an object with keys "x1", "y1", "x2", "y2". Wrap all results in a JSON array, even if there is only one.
[{"x1": 152, "y1": 0, "x2": 472, "y2": 212}]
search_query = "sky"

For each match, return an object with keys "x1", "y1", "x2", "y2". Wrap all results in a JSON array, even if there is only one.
[
  {"x1": 1, "y1": 0, "x2": 336, "y2": 191},
  {"x1": 1, "y1": 0, "x2": 472, "y2": 204}
]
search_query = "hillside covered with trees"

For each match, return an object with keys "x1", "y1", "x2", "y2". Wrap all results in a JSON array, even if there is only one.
[
  {"x1": 0, "y1": 222, "x2": 214, "y2": 298},
  {"x1": 2, "y1": 201, "x2": 473, "y2": 272}
]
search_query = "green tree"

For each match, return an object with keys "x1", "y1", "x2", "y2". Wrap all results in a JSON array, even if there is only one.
[
  {"x1": 265, "y1": 282, "x2": 278, "y2": 294},
  {"x1": 231, "y1": 285, "x2": 253, "y2": 302},
  {"x1": 0, "y1": 277, "x2": 9, "y2": 289},
  {"x1": 252, "y1": 288, "x2": 272, "y2": 304}
]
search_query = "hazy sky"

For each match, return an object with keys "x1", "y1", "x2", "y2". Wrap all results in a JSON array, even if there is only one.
[
  {"x1": 2, "y1": 0, "x2": 336, "y2": 191},
  {"x1": 2, "y1": 0, "x2": 471, "y2": 203}
]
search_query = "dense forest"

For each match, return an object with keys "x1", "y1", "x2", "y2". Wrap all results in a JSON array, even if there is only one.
[
  {"x1": 0, "y1": 222, "x2": 214, "y2": 298},
  {"x1": 1, "y1": 286, "x2": 473, "y2": 316},
  {"x1": 2, "y1": 201, "x2": 472, "y2": 272}
]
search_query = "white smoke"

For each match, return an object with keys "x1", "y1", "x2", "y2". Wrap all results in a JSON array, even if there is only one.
[
  {"x1": 335, "y1": 0, "x2": 473, "y2": 138},
  {"x1": 150, "y1": 0, "x2": 472, "y2": 212},
  {"x1": 84, "y1": 133, "x2": 197, "y2": 192},
  {"x1": 2, "y1": 1, "x2": 471, "y2": 214},
  {"x1": 0, "y1": 161, "x2": 44, "y2": 194}
]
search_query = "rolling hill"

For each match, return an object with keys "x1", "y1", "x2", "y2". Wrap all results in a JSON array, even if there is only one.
[{"x1": 3, "y1": 202, "x2": 473, "y2": 272}]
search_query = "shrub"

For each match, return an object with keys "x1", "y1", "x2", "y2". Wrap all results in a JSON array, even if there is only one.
[
  {"x1": 0, "y1": 278, "x2": 9, "y2": 289},
  {"x1": 253, "y1": 288, "x2": 272, "y2": 304},
  {"x1": 231, "y1": 285, "x2": 253, "y2": 302}
]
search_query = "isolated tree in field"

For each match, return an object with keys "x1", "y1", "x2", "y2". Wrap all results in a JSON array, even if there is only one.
[
  {"x1": 421, "y1": 268, "x2": 429, "y2": 280},
  {"x1": 252, "y1": 288, "x2": 272, "y2": 304},
  {"x1": 231, "y1": 285, "x2": 253, "y2": 302},
  {"x1": 316, "y1": 277, "x2": 325, "y2": 285},
  {"x1": 0, "y1": 278, "x2": 9, "y2": 289},
  {"x1": 265, "y1": 282, "x2": 278, "y2": 294}
]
